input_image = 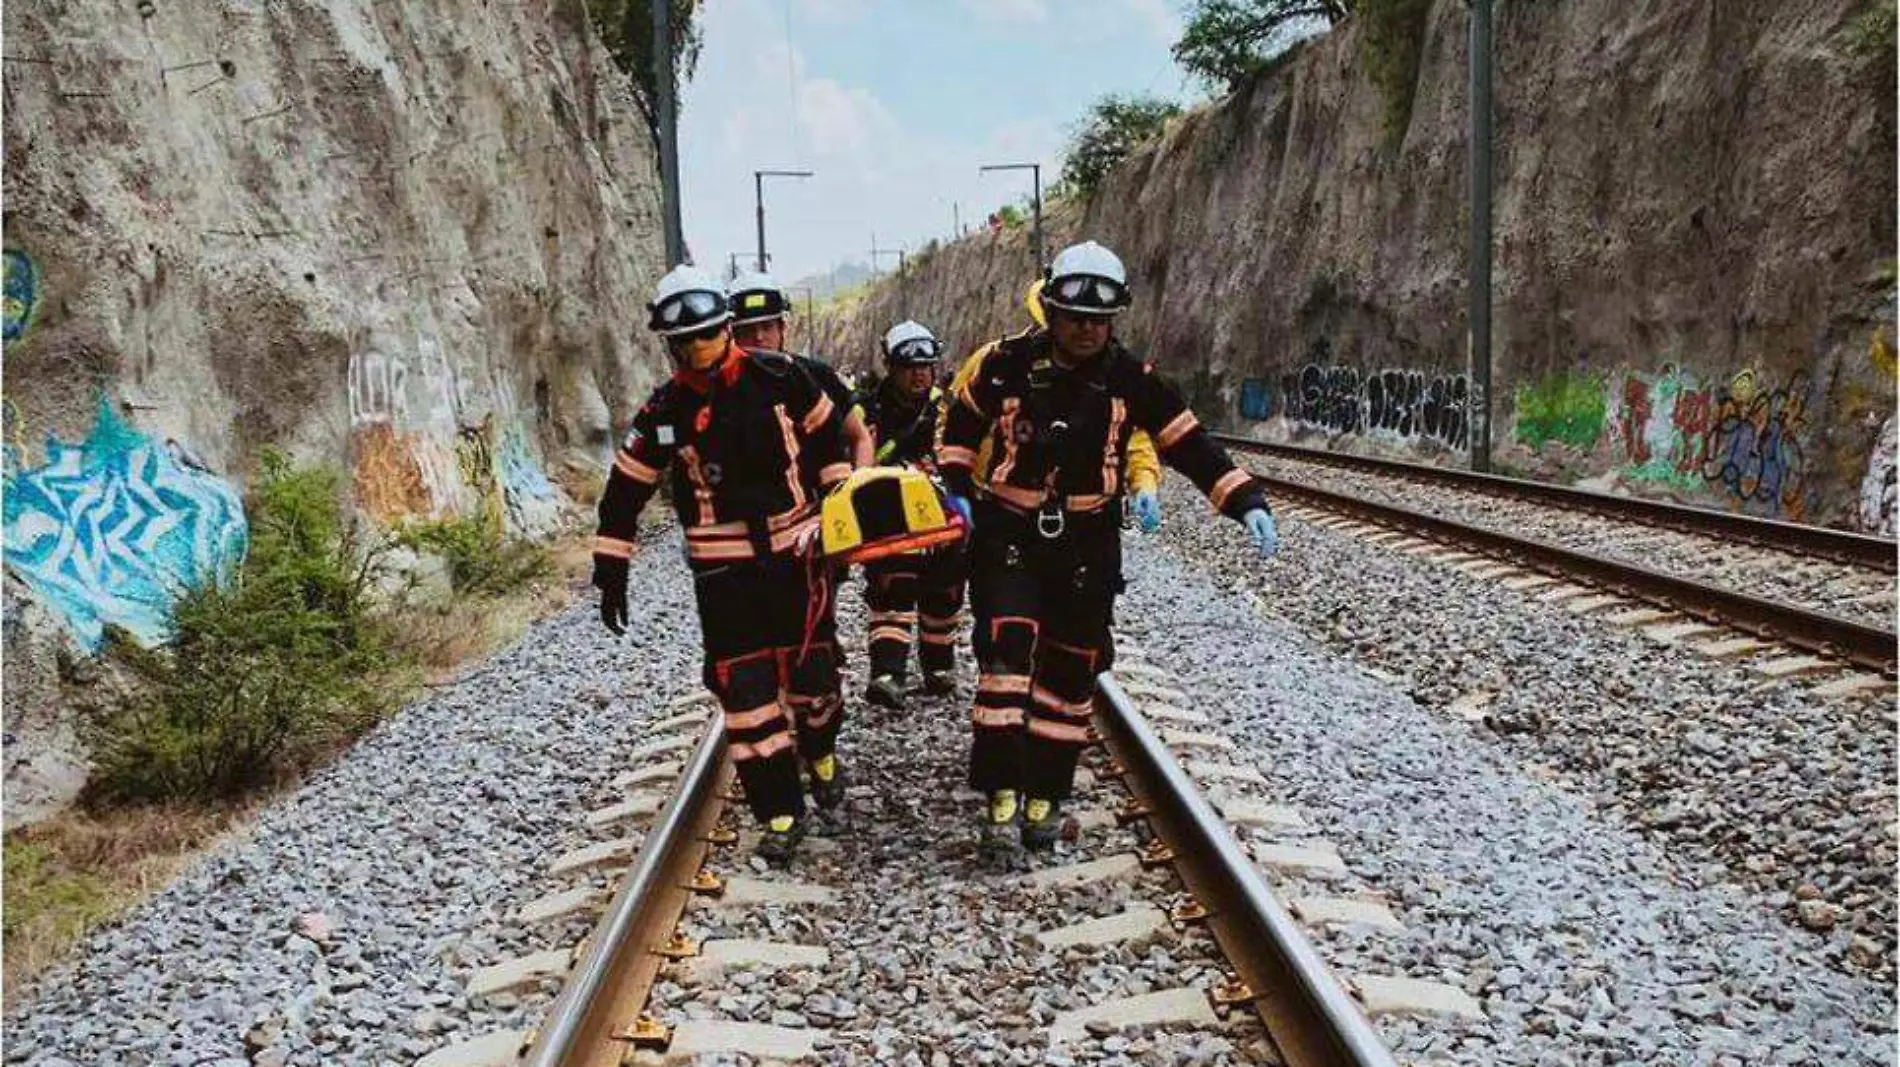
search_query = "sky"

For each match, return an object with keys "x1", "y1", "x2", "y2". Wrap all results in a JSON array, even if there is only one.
[{"x1": 677, "y1": 0, "x2": 1204, "y2": 287}]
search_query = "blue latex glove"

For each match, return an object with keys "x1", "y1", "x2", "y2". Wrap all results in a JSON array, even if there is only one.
[
  {"x1": 1132, "y1": 490, "x2": 1162, "y2": 534},
  {"x1": 1244, "y1": 508, "x2": 1279, "y2": 559},
  {"x1": 945, "y1": 493, "x2": 973, "y2": 530}
]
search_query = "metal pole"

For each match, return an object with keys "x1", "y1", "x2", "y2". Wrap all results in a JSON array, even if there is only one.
[
  {"x1": 1467, "y1": 0, "x2": 1494, "y2": 473},
  {"x1": 755, "y1": 172, "x2": 767, "y2": 272},
  {"x1": 1031, "y1": 163, "x2": 1044, "y2": 269},
  {"x1": 654, "y1": 0, "x2": 683, "y2": 266}
]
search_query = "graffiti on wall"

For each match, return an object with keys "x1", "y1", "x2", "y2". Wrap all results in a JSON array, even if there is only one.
[
  {"x1": 1699, "y1": 368, "x2": 1809, "y2": 517},
  {"x1": 497, "y1": 425, "x2": 560, "y2": 534},
  {"x1": 1602, "y1": 364, "x2": 1811, "y2": 517},
  {"x1": 1274, "y1": 364, "x2": 1469, "y2": 450},
  {"x1": 346, "y1": 347, "x2": 564, "y2": 534},
  {"x1": 2, "y1": 398, "x2": 248, "y2": 650},
  {"x1": 1239, "y1": 378, "x2": 1272, "y2": 421},
  {"x1": 5, "y1": 249, "x2": 42, "y2": 341},
  {"x1": 1513, "y1": 372, "x2": 1607, "y2": 451}
]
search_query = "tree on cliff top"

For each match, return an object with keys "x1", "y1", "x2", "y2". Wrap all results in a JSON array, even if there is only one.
[
  {"x1": 585, "y1": 0, "x2": 704, "y2": 146},
  {"x1": 1059, "y1": 95, "x2": 1184, "y2": 202},
  {"x1": 1174, "y1": 0, "x2": 1351, "y2": 92}
]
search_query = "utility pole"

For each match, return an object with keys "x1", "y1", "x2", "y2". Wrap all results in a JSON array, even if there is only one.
[
  {"x1": 1467, "y1": 0, "x2": 1494, "y2": 472},
  {"x1": 869, "y1": 235, "x2": 906, "y2": 313},
  {"x1": 653, "y1": 0, "x2": 683, "y2": 266},
  {"x1": 980, "y1": 162, "x2": 1043, "y2": 268},
  {"x1": 755, "y1": 169, "x2": 814, "y2": 272},
  {"x1": 952, "y1": 201, "x2": 961, "y2": 239}
]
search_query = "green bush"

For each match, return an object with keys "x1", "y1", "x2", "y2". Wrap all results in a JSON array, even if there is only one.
[
  {"x1": 583, "y1": 0, "x2": 704, "y2": 142},
  {"x1": 85, "y1": 451, "x2": 394, "y2": 803},
  {"x1": 397, "y1": 515, "x2": 553, "y2": 597},
  {"x1": 1060, "y1": 95, "x2": 1184, "y2": 201}
]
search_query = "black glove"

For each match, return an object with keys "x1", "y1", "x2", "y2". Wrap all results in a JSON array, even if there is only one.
[{"x1": 593, "y1": 557, "x2": 630, "y2": 636}]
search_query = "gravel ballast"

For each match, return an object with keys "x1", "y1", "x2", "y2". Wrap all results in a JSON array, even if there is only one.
[
  {"x1": 7, "y1": 503, "x2": 1894, "y2": 1065},
  {"x1": 1116, "y1": 528, "x2": 1894, "y2": 1064},
  {"x1": 1237, "y1": 449, "x2": 1896, "y2": 628}
]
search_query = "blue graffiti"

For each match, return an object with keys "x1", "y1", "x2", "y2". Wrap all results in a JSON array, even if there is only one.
[
  {"x1": 3, "y1": 398, "x2": 248, "y2": 650},
  {"x1": 1239, "y1": 378, "x2": 1272, "y2": 421},
  {"x1": 496, "y1": 426, "x2": 558, "y2": 530},
  {"x1": 5, "y1": 249, "x2": 41, "y2": 341}
]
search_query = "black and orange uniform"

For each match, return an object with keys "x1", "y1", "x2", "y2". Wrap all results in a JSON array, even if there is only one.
[
  {"x1": 595, "y1": 348, "x2": 851, "y2": 823},
  {"x1": 861, "y1": 380, "x2": 965, "y2": 683},
  {"x1": 937, "y1": 331, "x2": 1269, "y2": 801}
]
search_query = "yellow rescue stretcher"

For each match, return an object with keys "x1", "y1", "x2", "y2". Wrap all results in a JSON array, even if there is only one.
[{"x1": 819, "y1": 466, "x2": 967, "y2": 565}]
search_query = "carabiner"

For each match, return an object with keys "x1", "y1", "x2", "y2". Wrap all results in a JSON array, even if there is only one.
[{"x1": 1037, "y1": 504, "x2": 1066, "y2": 540}]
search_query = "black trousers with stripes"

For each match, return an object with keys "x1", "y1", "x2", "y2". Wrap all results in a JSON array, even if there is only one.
[
  {"x1": 965, "y1": 504, "x2": 1120, "y2": 802},
  {"x1": 693, "y1": 552, "x2": 843, "y2": 823},
  {"x1": 862, "y1": 545, "x2": 967, "y2": 682}
]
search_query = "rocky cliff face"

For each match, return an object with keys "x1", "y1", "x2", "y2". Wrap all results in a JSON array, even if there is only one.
[
  {"x1": 2, "y1": 0, "x2": 670, "y2": 820},
  {"x1": 812, "y1": 0, "x2": 1896, "y2": 535}
]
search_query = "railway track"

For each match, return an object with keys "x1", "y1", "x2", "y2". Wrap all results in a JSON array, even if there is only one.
[
  {"x1": 419, "y1": 649, "x2": 1472, "y2": 1067},
  {"x1": 1216, "y1": 435, "x2": 1897, "y2": 682},
  {"x1": 1213, "y1": 436, "x2": 1897, "y2": 573}
]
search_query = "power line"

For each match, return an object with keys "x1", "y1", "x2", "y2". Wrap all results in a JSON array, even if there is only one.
[{"x1": 783, "y1": 0, "x2": 804, "y2": 165}]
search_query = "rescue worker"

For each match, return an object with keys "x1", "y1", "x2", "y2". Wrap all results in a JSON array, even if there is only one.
[
  {"x1": 859, "y1": 321, "x2": 966, "y2": 708},
  {"x1": 726, "y1": 271, "x2": 875, "y2": 468},
  {"x1": 949, "y1": 279, "x2": 1165, "y2": 533},
  {"x1": 939, "y1": 282, "x2": 1165, "y2": 729},
  {"x1": 937, "y1": 241, "x2": 1281, "y2": 864},
  {"x1": 594, "y1": 266, "x2": 854, "y2": 864}
]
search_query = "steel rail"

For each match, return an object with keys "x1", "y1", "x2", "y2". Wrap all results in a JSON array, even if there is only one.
[
  {"x1": 523, "y1": 712, "x2": 730, "y2": 1067},
  {"x1": 1213, "y1": 434, "x2": 1898, "y2": 574},
  {"x1": 1254, "y1": 472, "x2": 1897, "y2": 675},
  {"x1": 1094, "y1": 676, "x2": 1400, "y2": 1067}
]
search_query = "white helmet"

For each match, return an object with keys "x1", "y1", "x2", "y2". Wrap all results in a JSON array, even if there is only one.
[
  {"x1": 1042, "y1": 240, "x2": 1131, "y2": 317},
  {"x1": 727, "y1": 270, "x2": 791, "y2": 326},
  {"x1": 648, "y1": 265, "x2": 731, "y2": 336},
  {"x1": 883, "y1": 320, "x2": 942, "y2": 366}
]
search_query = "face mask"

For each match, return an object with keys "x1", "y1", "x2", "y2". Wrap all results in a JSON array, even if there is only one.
[{"x1": 673, "y1": 334, "x2": 728, "y2": 372}]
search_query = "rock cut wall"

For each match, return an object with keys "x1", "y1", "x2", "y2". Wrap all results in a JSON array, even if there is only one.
[
  {"x1": 812, "y1": 0, "x2": 1897, "y2": 533},
  {"x1": 2, "y1": 0, "x2": 671, "y2": 820}
]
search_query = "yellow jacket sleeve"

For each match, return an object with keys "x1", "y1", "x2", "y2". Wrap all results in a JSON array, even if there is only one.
[{"x1": 1125, "y1": 430, "x2": 1162, "y2": 494}]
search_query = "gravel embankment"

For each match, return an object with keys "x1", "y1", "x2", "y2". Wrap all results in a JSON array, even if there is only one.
[
  {"x1": 1151, "y1": 477, "x2": 1896, "y2": 979},
  {"x1": 1237, "y1": 450, "x2": 1897, "y2": 629},
  {"x1": 4, "y1": 546, "x2": 703, "y2": 1066},
  {"x1": 1114, "y1": 536, "x2": 1895, "y2": 1065}
]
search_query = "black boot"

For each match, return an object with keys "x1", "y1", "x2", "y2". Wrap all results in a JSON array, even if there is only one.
[
  {"x1": 1020, "y1": 796, "x2": 1062, "y2": 851},
  {"x1": 755, "y1": 814, "x2": 807, "y2": 866},
  {"x1": 978, "y1": 790, "x2": 1025, "y2": 870},
  {"x1": 865, "y1": 673, "x2": 905, "y2": 709}
]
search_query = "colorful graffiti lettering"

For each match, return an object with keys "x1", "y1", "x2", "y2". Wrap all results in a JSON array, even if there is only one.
[
  {"x1": 1277, "y1": 364, "x2": 1467, "y2": 449},
  {"x1": 1613, "y1": 365, "x2": 1715, "y2": 490},
  {"x1": 5, "y1": 249, "x2": 42, "y2": 341},
  {"x1": 1701, "y1": 368, "x2": 1809, "y2": 518},
  {"x1": 1513, "y1": 372, "x2": 1607, "y2": 451},
  {"x1": 2, "y1": 398, "x2": 248, "y2": 650}
]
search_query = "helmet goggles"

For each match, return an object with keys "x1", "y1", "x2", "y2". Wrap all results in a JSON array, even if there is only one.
[
  {"x1": 887, "y1": 337, "x2": 943, "y2": 365},
  {"x1": 1044, "y1": 273, "x2": 1130, "y2": 316},
  {"x1": 649, "y1": 288, "x2": 729, "y2": 334}
]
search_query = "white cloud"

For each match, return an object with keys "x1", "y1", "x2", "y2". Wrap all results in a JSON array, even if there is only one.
[
  {"x1": 1121, "y1": 0, "x2": 1182, "y2": 46},
  {"x1": 959, "y1": 0, "x2": 1049, "y2": 24}
]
